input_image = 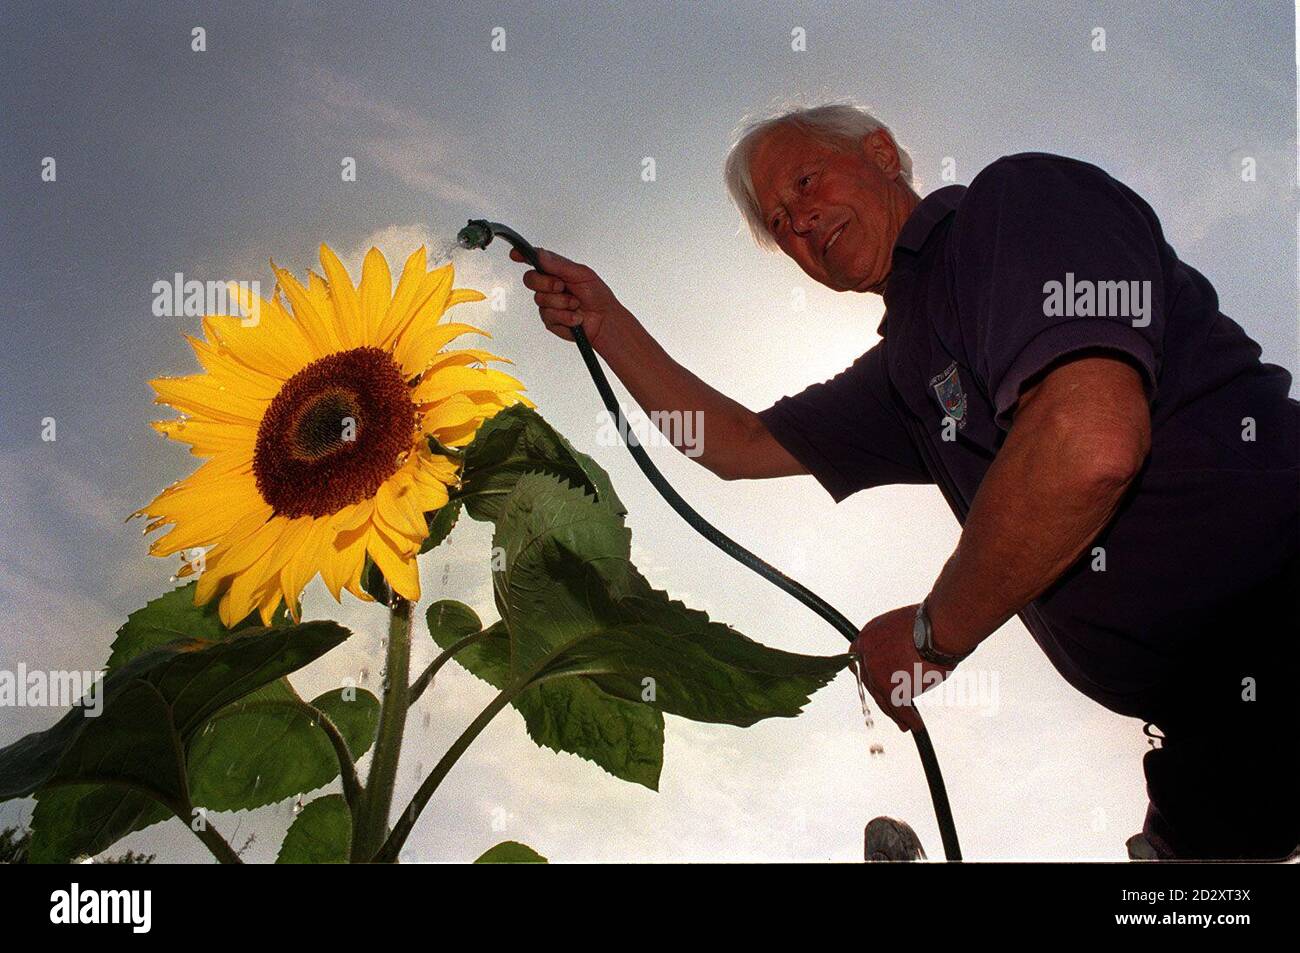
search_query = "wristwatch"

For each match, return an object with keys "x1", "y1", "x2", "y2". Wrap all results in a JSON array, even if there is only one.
[{"x1": 913, "y1": 598, "x2": 969, "y2": 667}]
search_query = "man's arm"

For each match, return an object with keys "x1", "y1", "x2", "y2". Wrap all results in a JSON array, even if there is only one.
[
  {"x1": 516, "y1": 245, "x2": 806, "y2": 480},
  {"x1": 924, "y1": 354, "x2": 1151, "y2": 656},
  {"x1": 595, "y1": 312, "x2": 806, "y2": 480}
]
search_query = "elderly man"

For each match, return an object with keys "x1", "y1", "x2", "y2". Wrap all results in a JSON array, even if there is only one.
[{"x1": 513, "y1": 104, "x2": 1298, "y2": 860}]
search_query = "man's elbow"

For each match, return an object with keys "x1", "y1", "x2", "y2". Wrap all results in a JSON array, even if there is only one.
[
  {"x1": 702, "y1": 453, "x2": 748, "y2": 481},
  {"x1": 1051, "y1": 409, "x2": 1150, "y2": 491}
]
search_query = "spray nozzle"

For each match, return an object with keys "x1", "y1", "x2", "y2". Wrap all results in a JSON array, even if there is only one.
[
  {"x1": 456, "y1": 219, "x2": 543, "y2": 271},
  {"x1": 456, "y1": 219, "x2": 495, "y2": 251}
]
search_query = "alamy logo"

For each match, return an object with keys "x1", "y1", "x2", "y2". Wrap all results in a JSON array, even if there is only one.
[
  {"x1": 152, "y1": 273, "x2": 261, "y2": 326},
  {"x1": 49, "y1": 883, "x2": 151, "y2": 933},
  {"x1": 1042, "y1": 272, "x2": 1152, "y2": 327},
  {"x1": 0, "y1": 666, "x2": 103, "y2": 716},
  {"x1": 596, "y1": 409, "x2": 704, "y2": 458}
]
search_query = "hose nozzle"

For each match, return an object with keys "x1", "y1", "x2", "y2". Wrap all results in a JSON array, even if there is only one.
[
  {"x1": 456, "y1": 219, "x2": 495, "y2": 252},
  {"x1": 456, "y1": 219, "x2": 542, "y2": 271}
]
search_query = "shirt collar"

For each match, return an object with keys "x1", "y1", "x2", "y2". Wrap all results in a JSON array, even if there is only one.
[
  {"x1": 877, "y1": 185, "x2": 966, "y2": 336},
  {"x1": 894, "y1": 184, "x2": 966, "y2": 254}
]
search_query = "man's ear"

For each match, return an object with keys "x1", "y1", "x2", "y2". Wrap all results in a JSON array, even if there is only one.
[{"x1": 862, "y1": 129, "x2": 902, "y2": 178}]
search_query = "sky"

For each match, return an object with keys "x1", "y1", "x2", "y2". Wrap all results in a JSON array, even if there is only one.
[{"x1": 0, "y1": 0, "x2": 1296, "y2": 862}]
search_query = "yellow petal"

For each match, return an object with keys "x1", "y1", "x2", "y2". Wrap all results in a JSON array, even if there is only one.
[
  {"x1": 376, "y1": 246, "x2": 429, "y2": 347},
  {"x1": 151, "y1": 417, "x2": 258, "y2": 456},
  {"x1": 398, "y1": 324, "x2": 490, "y2": 379},
  {"x1": 424, "y1": 348, "x2": 510, "y2": 372},
  {"x1": 150, "y1": 374, "x2": 268, "y2": 424},
  {"x1": 367, "y1": 525, "x2": 420, "y2": 602},
  {"x1": 374, "y1": 476, "x2": 429, "y2": 542},
  {"x1": 321, "y1": 520, "x2": 370, "y2": 601},
  {"x1": 414, "y1": 366, "x2": 526, "y2": 405},
  {"x1": 357, "y1": 247, "x2": 392, "y2": 344},
  {"x1": 279, "y1": 517, "x2": 333, "y2": 619},
  {"x1": 447, "y1": 288, "x2": 486, "y2": 308},
  {"x1": 274, "y1": 262, "x2": 340, "y2": 359},
  {"x1": 319, "y1": 243, "x2": 362, "y2": 349}
]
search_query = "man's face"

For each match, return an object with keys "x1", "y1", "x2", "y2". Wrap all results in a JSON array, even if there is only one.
[{"x1": 749, "y1": 125, "x2": 919, "y2": 293}]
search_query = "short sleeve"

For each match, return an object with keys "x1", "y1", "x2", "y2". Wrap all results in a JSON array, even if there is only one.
[
  {"x1": 757, "y1": 343, "x2": 932, "y2": 502},
  {"x1": 952, "y1": 155, "x2": 1166, "y2": 428}
]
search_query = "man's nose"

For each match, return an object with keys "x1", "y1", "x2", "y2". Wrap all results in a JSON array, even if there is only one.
[{"x1": 792, "y1": 207, "x2": 821, "y2": 237}]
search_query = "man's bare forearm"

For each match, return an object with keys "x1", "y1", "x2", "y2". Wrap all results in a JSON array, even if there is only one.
[
  {"x1": 925, "y1": 357, "x2": 1151, "y2": 656},
  {"x1": 594, "y1": 309, "x2": 801, "y2": 479}
]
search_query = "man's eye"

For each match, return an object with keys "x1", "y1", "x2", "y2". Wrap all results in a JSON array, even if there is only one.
[{"x1": 799, "y1": 173, "x2": 814, "y2": 189}]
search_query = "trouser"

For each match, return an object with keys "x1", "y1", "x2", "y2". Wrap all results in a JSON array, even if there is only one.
[{"x1": 1139, "y1": 556, "x2": 1299, "y2": 860}]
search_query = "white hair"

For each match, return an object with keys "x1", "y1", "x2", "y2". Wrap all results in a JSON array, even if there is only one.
[{"x1": 724, "y1": 101, "x2": 915, "y2": 250}]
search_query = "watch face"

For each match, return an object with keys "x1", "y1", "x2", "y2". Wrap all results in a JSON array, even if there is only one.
[{"x1": 912, "y1": 610, "x2": 927, "y2": 652}]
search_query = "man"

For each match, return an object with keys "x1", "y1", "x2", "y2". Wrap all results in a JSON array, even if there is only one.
[{"x1": 512, "y1": 104, "x2": 1298, "y2": 860}]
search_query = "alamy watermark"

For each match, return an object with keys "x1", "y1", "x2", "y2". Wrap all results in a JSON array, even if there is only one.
[
  {"x1": 152, "y1": 273, "x2": 261, "y2": 326},
  {"x1": 1042, "y1": 272, "x2": 1151, "y2": 327},
  {"x1": 0, "y1": 665, "x2": 104, "y2": 717},
  {"x1": 595, "y1": 409, "x2": 704, "y2": 458},
  {"x1": 891, "y1": 664, "x2": 1000, "y2": 717}
]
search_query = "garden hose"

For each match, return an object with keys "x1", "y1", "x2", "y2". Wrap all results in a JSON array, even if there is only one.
[{"x1": 456, "y1": 219, "x2": 962, "y2": 861}]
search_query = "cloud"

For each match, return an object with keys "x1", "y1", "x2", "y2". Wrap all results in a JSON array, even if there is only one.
[{"x1": 299, "y1": 65, "x2": 510, "y2": 210}]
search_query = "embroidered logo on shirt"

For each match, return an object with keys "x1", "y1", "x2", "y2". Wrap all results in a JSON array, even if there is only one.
[{"x1": 929, "y1": 362, "x2": 967, "y2": 429}]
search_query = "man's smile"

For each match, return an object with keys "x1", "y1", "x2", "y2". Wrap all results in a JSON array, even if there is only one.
[{"x1": 822, "y1": 220, "x2": 848, "y2": 262}]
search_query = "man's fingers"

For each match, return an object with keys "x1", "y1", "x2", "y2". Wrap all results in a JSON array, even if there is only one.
[
  {"x1": 522, "y1": 269, "x2": 565, "y2": 294},
  {"x1": 862, "y1": 663, "x2": 917, "y2": 734},
  {"x1": 542, "y1": 317, "x2": 577, "y2": 341},
  {"x1": 540, "y1": 308, "x2": 582, "y2": 328},
  {"x1": 534, "y1": 291, "x2": 577, "y2": 310},
  {"x1": 511, "y1": 245, "x2": 590, "y2": 282}
]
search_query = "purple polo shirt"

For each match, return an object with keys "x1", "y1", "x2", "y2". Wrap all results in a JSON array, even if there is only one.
[{"x1": 759, "y1": 152, "x2": 1299, "y2": 718}]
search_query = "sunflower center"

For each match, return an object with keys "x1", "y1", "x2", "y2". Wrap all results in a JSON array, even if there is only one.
[{"x1": 254, "y1": 347, "x2": 416, "y2": 518}]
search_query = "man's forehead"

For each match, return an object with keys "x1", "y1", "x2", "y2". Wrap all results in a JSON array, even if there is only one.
[
  {"x1": 751, "y1": 127, "x2": 826, "y2": 206},
  {"x1": 754, "y1": 126, "x2": 821, "y2": 178}
]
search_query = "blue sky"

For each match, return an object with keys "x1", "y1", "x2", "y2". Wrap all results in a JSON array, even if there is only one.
[{"x1": 0, "y1": 0, "x2": 1295, "y2": 861}]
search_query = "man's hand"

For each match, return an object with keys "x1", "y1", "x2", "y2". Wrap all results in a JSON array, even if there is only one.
[
  {"x1": 852, "y1": 604, "x2": 954, "y2": 733},
  {"x1": 512, "y1": 246, "x2": 630, "y2": 350}
]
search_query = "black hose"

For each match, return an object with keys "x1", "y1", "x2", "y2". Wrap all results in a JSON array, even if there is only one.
[{"x1": 469, "y1": 221, "x2": 962, "y2": 861}]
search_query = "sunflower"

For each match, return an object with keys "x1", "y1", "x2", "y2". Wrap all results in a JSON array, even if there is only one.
[{"x1": 137, "y1": 243, "x2": 529, "y2": 626}]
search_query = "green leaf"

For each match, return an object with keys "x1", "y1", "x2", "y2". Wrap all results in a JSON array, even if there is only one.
[
  {"x1": 276, "y1": 795, "x2": 351, "y2": 864},
  {"x1": 520, "y1": 675, "x2": 663, "y2": 789},
  {"x1": 186, "y1": 686, "x2": 378, "y2": 812},
  {"x1": 27, "y1": 785, "x2": 171, "y2": 865},
  {"x1": 430, "y1": 475, "x2": 846, "y2": 790},
  {"x1": 419, "y1": 500, "x2": 462, "y2": 554},
  {"x1": 474, "y1": 840, "x2": 547, "y2": 864},
  {"x1": 0, "y1": 621, "x2": 350, "y2": 808},
  {"x1": 493, "y1": 474, "x2": 848, "y2": 724},
  {"x1": 456, "y1": 404, "x2": 626, "y2": 523},
  {"x1": 27, "y1": 584, "x2": 290, "y2": 862},
  {"x1": 311, "y1": 688, "x2": 381, "y2": 761},
  {"x1": 428, "y1": 609, "x2": 663, "y2": 790},
  {"x1": 426, "y1": 599, "x2": 483, "y2": 648},
  {"x1": 106, "y1": 581, "x2": 283, "y2": 669}
]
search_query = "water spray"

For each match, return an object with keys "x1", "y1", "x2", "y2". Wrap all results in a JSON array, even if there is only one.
[{"x1": 456, "y1": 219, "x2": 962, "y2": 861}]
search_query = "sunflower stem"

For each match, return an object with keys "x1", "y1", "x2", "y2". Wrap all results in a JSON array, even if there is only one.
[
  {"x1": 190, "y1": 818, "x2": 245, "y2": 865},
  {"x1": 297, "y1": 700, "x2": 363, "y2": 818},
  {"x1": 374, "y1": 666, "x2": 614, "y2": 864},
  {"x1": 408, "y1": 629, "x2": 493, "y2": 705},
  {"x1": 353, "y1": 594, "x2": 412, "y2": 862}
]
